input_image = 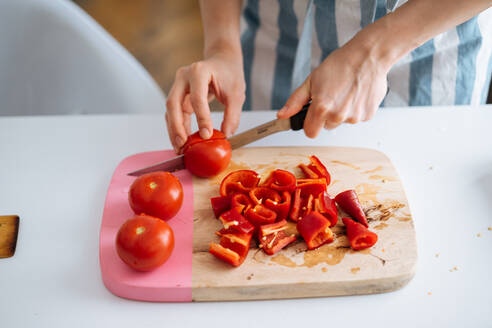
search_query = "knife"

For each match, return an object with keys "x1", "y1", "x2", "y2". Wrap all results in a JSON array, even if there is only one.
[{"x1": 127, "y1": 104, "x2": 309, "y2": 176}]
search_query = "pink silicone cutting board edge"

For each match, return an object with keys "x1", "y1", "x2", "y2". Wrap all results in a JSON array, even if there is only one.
[{"x1": 99, "y1": 150, "x2": 193, "y2": 302}]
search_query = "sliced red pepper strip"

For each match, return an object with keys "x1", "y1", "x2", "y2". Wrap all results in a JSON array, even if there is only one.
[
  {"x1": 298, "y1": 163, "x2": 318, "y2": 179},
  {"x1": 261, "y1": 169, "x2": 297, "y2": 193},
  {"x1": 209, "y1": 243, "x2": 243, "y2": 267},
  {"x1": 210, "y1": 195, "x2": 231, "y2": 218},
  {"x1": 220, "y1": 170, "x2": 260, "y2": 196},
  {"x1": 244, "y1": 204, "x2": 277, "y2": 227},
  {"x1": 308, "y1": 155, "x2": 331, "y2": 185},
  {"x1": 296, "y1": 211, "x2": 334, "y2": 250},
  {"x1": 264, "y1": 191, "x2": 291, "y2": 221},
  {"x1": 249, "y1": 187, "x2": 281, "y2": 205},
  {"x1": 298, "y1": 156, "x2": 331, "y2": 185},
  {"x1": 230, "y1": 193, "x2": 253, "y2": 214},
  {"x1": 342, "y1": 217, "x2": 378, "y2": 250},
  {"x1": 218, "y1": 232, "x2": 252, "y2": 259},
  {"x1": 289, "y1": 187, "x2": 314, "y2": 222},
  {"x1": 296, "y1": 178, "x2": 327, "y2": 196},
  {"x1": 218, "y1": 209, "x2": 255, "y2": 235},
  {"x1": 314, "y1": 192, "x2": 338, "y2": 227},
  {"x1": 258, "y1": 220, "x2": 297, "y2": 255},
  {"x1": 334, "y1": 190, "x2": 368, "y2": 227}
]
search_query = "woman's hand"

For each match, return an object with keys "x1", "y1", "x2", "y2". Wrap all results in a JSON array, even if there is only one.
[
  {"x1": 166, "y1": 49, "x2": 245, "y2": 153},
  {"x1": 166, "y1": 0, "x2": 243, "y2": 153},
  {"x1": 277, "y1": 36, "x2": 390, "y2": 138},
  {"x1": 278, "y1": 0, "x2": 491, "y2": 138}
]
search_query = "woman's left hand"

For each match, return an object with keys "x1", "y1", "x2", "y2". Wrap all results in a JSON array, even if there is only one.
[{"x1": 277, "y1": 33, "x2": 390, "y2": 138}]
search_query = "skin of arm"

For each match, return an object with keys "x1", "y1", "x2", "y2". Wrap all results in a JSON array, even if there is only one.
[
  {"x1": 278, "y1": 0, "x2": 492, "y2": 137},
  {"x1": 166, "y1": 0, "x2": 243, "y2": 153}
]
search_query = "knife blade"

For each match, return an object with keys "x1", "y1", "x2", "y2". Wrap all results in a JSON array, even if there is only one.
[{"x1": 127, "y1": 104, "x2": 309, "y2": 176}]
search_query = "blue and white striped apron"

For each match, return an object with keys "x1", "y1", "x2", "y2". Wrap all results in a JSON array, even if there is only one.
[{"x1": 240, "y1": 0, "x2": 492, "y2": 110}]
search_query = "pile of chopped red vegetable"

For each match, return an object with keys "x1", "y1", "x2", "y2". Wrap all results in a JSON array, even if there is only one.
[{"x1": 209, "y1": 155, "x2": 378, "y2": 267}]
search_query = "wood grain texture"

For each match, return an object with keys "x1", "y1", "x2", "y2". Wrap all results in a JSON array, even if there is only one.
[
  {"x1": 0, "y1": 215, "x2": 19, "y2": 258},
  {"x1": 191, "y1": 147, "x2": 417, "y2": 301}
]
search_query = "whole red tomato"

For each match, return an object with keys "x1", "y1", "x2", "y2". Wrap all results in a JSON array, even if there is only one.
[
  {"x1": 129, "y1": 171, "x2": 183, "y2": 221},
  {"x1": 116, "y1": 214, "x2": 175, "y2": 271},
  {"x1": 182, "y1": 129, "x2": 231, "y2": 178}
]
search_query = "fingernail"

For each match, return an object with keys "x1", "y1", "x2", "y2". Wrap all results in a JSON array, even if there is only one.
[
  {"x1": 278, "y1": 106, "x2": 286, "y2": 115},
  {"x1": 200, "y1": 128, "x2": 211, "y2": 139}
]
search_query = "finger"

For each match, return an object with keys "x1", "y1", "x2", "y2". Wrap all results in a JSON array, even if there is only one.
[
  {"x1": 277, "y1": 79, "x2": 311, "y2": 119},
  {"x1": 183, "y1": 111, "x2": 192, "y2": 136},
  {"x1": 189, "y1": 63, "x2": 213, "y2": 139},
  {"x1": 345, "y1": 102, "x2": 363, "y2": 124},
  {"x1": 166, "y1": 70, "x2": 189, "y2": 152},
  {"x1": 362, "y1": 97, "x2": 379, "y2": 122},
  {"x1": 323, "y1": 88, "x2": 355, "y2": 129},
  {"x1": 362, "y1": 84, "x2": 385, "y2": 121},
  {"x1": 183, "y1": 94, "x2": 194, "y2": 115},
  {"x1": 303, "y1": 100, "x2": 329, "y2": 138},
  {"x1": 165, "y1": 112, "x2": 175, "y2": 153},
  {"x1": 221, "y1": 92, "x2": 245, "y2": 137},
  {"x1": 323, "y1": 104, "x2": 347, "y2": 130}
]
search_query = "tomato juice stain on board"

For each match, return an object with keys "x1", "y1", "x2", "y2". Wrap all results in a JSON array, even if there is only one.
[
  {"x1": 363, "y1": 166, "x2": 383, "y2": 174},
  {"x1": 270, "y1": 254, "x2": 297, "y2": 268},
  {"x1": 351, "y1": 267, "x2": 360, "y2": 274},
  {"x1": 374, "y1": 222, "x2": 389, "y2": 230},
  {"x1": 331, "y1": 160, "x2": 360, "y2": 170},
  {"x1": 355, "y1": 183, "x2": 382, "y2": 203},
  {"x1": 369, "y1": 175, "x2": 396, "y2": 182},
  {"x1": 302, "y1": 245, "x2": 347, "y2": 267}
]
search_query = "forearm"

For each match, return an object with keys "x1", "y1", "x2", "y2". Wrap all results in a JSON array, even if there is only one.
[
  {"x1": 350, "y1": 0, "x2": 492, "y2": 70},
  {"x1": 199, "y1": 0, "x2": 243, "y2": 58}
]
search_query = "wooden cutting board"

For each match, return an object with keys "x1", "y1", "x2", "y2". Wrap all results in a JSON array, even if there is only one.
[{"x1": 99, "y1": 147, "x2": 417, "y2": 302}]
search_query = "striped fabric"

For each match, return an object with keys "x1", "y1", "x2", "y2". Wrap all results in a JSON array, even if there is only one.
[{"x1": 241, "y1": 0, "x2": 492, "y2": 110}]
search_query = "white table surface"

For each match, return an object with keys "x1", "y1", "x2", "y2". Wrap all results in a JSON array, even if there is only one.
[{"x1": 1, "y1": 106, "x2": 491, "y2": 327}]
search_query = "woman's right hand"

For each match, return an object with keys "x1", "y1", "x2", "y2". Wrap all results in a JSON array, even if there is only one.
[{"x1": 165, "y1": 49, "x2": 245, "y2": 153}]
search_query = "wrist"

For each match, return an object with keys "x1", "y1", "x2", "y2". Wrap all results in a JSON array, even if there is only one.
[
  {"x1": 348, "y1": 13, "x2": 419, "y2": 72},
  {"x1": 204, "y1": 37, "x2": 242, "y2": 59}
]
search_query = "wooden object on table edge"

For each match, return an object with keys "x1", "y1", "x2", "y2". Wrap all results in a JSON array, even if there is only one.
[{"x1": 0, "y1": 215, "x2": 19, "y2": 258}]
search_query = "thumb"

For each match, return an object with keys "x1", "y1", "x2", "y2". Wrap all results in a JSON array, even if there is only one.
[{"x1": 277, "y1": 79, "x2": 311, "y2": 119}]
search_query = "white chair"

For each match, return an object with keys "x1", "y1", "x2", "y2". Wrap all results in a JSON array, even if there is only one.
[{"x1": 0, "y1": 0, "x2": 166, "y2": 116}]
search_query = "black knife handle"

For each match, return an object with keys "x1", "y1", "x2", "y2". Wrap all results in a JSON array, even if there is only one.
[{"x1": 289, "y1": 103, "x2": 310, "y2": 131}]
